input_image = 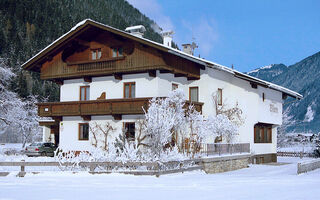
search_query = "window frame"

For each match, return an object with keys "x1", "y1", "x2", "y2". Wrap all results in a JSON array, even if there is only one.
[
  {"x1": 78, "y1": 123, "x2": 89, "y2": 141},
  {"x1": 123, "y1": 82, "x2": 136, "y2": 98},
  {"x1": 80, "y1": 86, "x2": 90, "y2": 101},
  {"x1": 123, "y1": 122, "x2": 135, "y2": 141},
  {"x1": 112, "y1": 47, "x2": 123, "y2": 57},
  {"x1": 217, "y1": 88, "x2": 223, "y2": 106},
  {"x1": 91, "y1": 48, "x2": 102, "y2": 60},
  {"x1": 189, "y1": 86, "x2": 199, "y2": 102},
  {"x1": 254, "y1": 124, "x2": 272, "y2": 143}
]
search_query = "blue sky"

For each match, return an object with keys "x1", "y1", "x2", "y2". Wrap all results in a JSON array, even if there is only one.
[{"x1": 127, "y1": 0, "x2": 320, "y2": 72}]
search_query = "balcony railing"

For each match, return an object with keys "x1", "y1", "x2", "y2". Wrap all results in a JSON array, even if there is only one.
[{"x1": 37, "y1": 98, "x2": 203, "y2": 118}]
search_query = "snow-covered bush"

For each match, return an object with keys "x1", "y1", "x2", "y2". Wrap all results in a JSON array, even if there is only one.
[
  {"x1": 208, "y1": 114, "x2": 238, "y2": 143},
  {"x1": 142, "y1": 89, "x2": 186, "y2": 159}
]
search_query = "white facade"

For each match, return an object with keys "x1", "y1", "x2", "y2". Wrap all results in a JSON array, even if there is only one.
[{"x1": 58, "y1": 67, "x2": 283, "y2": 155}]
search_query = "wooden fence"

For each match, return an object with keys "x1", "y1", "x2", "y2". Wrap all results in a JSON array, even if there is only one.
[
  {"x1": 277, "y1": 151, "x2": 315, "y2": 158},
  {"x1": 0, "y1": 159, "x2": 202, "y2": 177}
]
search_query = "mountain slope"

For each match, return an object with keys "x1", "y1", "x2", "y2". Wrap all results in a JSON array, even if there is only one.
[{"x1": 248, "y1": 51, "x2": 320, "y2": 133}]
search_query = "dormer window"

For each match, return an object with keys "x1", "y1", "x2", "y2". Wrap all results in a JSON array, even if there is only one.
[
  {"x1": 91, "y1": 49, "x2": 102, "y2": 60},
  {"x1": 112, "y1": 47, "x2": 123, "y2": 57}
]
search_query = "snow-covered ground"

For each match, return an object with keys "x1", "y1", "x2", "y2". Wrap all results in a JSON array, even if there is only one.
[{"x1": 0, "y1": 157, "x2": 319, "y2": 200}]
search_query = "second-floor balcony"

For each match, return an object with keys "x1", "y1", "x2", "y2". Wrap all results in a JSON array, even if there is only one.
[{"x1": 37, "y1": 98, "x2": 203, "y2": 121}]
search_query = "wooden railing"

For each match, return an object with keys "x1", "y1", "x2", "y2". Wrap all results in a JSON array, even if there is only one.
[
  {"x1": 37, "y1": 98, "x2": 203, "y2": 117},
  {"x1": 40, "y1": 47, "x2": 201, "y2": 80},
  {"x1": 198, "y1": 143, "x2": 250, "y2": 156}
]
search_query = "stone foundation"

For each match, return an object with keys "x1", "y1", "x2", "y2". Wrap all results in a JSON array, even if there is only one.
[{"x1": 201, "y1": 154, "x2": 251, "y2": 174}]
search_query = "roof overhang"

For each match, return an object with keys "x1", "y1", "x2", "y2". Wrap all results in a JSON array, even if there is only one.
[{"x1": 22, "y1": 19, "x2": 302, "y2": 100}]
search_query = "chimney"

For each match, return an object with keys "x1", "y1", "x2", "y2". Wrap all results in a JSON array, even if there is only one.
[
  {"x1": 161, "y1": 31, "x2": 174, "y2": 47},
  {"x1": 182, "y1": 42, "x2": 198, "y2": 55},
  {"x1": 125, "y1": 25, "x2": 146, "y2": 38}
]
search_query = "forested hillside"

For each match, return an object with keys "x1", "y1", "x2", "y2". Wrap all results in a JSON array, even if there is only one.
[
  {"x1": 0, "y1": 0, "x2": 164, "y2": 102},
  {"x1": 248, "y1": 51, "x2": 320, "y2": 134},
  {"x1": 0, "y1": 0, "x2": 167, "y2": 143}
]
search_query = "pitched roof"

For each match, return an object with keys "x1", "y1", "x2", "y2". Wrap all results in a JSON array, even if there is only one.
[{"x1": 22, "y1": 19, "x2": 302, "y2": 99}]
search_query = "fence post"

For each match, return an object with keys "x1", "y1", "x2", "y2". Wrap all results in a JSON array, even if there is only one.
[
  {"x1": 18, "y1": 160, "x2": 26, "y2": 177},
  {"x1": 231, "y1": 144, "x2": 233, "y2": 155},
  {"x1": 155, "y1": 162, "x2": 160, "y2": 177}
]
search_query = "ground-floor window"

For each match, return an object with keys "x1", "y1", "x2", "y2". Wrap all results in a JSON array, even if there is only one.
[
  {"x1": 189, "y1": 87, "x2": 199, "y2": 102},
  {"x1": 254, "y1": 123, "x2": 272, "y2": 143},
  {"x1": 79, "y1": 123, "x2": 89, "y2": 140},
  {"x1": 124, "y1": 122, "x2": 135, "y2": 141}
]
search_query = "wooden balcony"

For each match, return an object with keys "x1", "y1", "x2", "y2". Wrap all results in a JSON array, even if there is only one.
[
  {"x1": 40, "y1": 44, "x2": 201, "y2": 81},
  {"x1": 37, "y1": 98, "x2": 203, "y2": 120}
]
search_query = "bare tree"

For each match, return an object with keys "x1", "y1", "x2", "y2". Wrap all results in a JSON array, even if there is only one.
[
  {"x1": 135, "y1": 119, "x2": 150, "y2": 149},
  {"x1": 89, "y1": 121, "x2": 115, "y2": 151}
]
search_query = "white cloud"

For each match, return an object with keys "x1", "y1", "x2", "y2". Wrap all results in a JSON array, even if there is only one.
[
  {"x1": 127, "y1": 1, "x2": 219, "y2": 56},
  {"x1": 181, "y1": 17, "x2": 218, "y2": 57},
  {"x1": 126, "y1": 0, "x2": 174, "y2": 31}
]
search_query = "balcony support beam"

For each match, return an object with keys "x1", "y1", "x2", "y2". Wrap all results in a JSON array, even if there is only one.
[
  {"x1": 114, "y1": 73, "x2": 122, "y2": 80},
  {"x1": 148, "y1": 70, "x2": 156, "y2": 77},
  {"x1": 53, "y1": 79, "x2": 64, "y2": 85},
  {"x1": 84, "y1": 77, "x2": 92, "y2": 83},
  {"x1": 52, "y1": 116, "x2": 62, "y2": 122},
  {"x1": 81, "y1": 115, "x2": 91, "y2": 121},
  {"x1": 112, "y1": 114, "x2": 122, "y2": 120}
]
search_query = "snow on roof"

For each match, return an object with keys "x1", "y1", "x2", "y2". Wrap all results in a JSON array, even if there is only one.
[
  {"x1": 125, "y1": 25, "x2": 146, "y2": 32},
  {"x1": 22, "y1": 19, "x2": 303, "y2": 99}
]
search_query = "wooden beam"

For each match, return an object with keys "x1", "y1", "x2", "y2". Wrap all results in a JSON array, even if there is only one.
[
  {"x1": 46, "y1": 55, "x2": 53, "y2": 62},
  {"x1": 82, "y1": 115, "x2": 91, "y2": 121},
  {"x1": 174, "y1": 73, "x2": 185, "y2": 77},
  {"x1": 84, "y1": 77, "x2": 92, "y2": 83},
  {"x1": 159, "y1": 69, "x2": 172, "y2": 74},
  {"x1": 53, "y1": 79, "x2": 64, "y2": 85},
  {"x1": 52, "y1": 116, "x2": 62, "y2": 122},
  {"x1": 112, "y1": 114, "x2": 122, "y2": 120},
  {"x1": 114, "y1": 73, "x2": 122, "y2": 80},
  {"x1": 38, "y1": 121, "x2": 59, "y2": 127},
  {"x1": 148, "y1": 70, "x2": 156, "y2": 77},
  {"x1": 250, "y1": 82, "x2": 258, "y2": 89},
  {"x1": 282, "y1": 93, "x2": 288, "y2": 100},
  {"x1": 74, "y1": 39, "x2": 90, "y2": 46},
  {"x1": 187, "y1": 76, "x2": 199, "y2": 81}
]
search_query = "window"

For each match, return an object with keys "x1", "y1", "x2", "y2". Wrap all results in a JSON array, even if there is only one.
[
  {"x1": 124, "y1": 122, "x2": 135, "y2": 141},
  {"x1": 217, "y1": 88, "x2": 223, "y2": 105},
  {"x1": 254, "y1": 124, "x2": 272, "y2": 143},
  {"x1": 80, "y1": 86, "x2": 90, "y2": 101},
  {"x1": 112, "y1": 47, "x2": 123, "y2": 57},
  {"x1": 124, "y1": 82, "x2": 135, "y2": 98},
  {"x1": 172, "y1": 83, "x2": 178, "y2": 91},
  {"x1": 262, "y1": 93, "x2": 265, "y2": 102},
  {"x1": 79, "y1": 123, "x2": 89, "y2": 140},
  {"x1": 189, "y1": 87, "x2": 199, "y2": 102},
  {"x1": 91, "y1": 49, "x2": 102, "y2": 60}
]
